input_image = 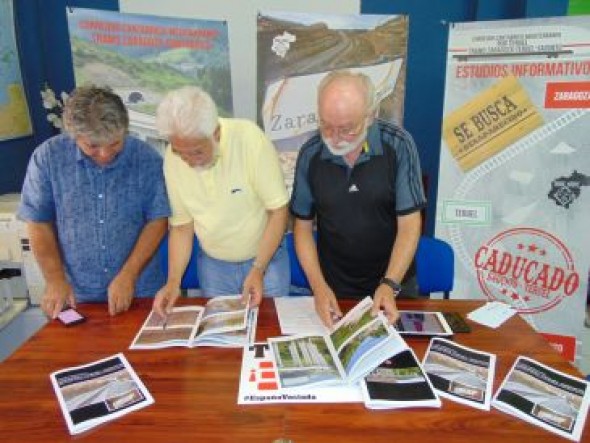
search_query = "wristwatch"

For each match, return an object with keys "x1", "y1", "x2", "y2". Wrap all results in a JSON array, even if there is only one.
[{"x1": 379, "y1": 277, "x2": 402, "y2": 297}]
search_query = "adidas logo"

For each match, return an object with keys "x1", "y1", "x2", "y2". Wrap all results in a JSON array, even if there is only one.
[{"x1": 348, "y1": 184, "x2": 359, "y2": 193}]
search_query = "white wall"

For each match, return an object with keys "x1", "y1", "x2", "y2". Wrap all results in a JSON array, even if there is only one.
[{"x1": 120, "y1": 0, "x2": 359, "y2": 119}]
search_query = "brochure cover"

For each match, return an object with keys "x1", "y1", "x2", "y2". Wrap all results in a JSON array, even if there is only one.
[
  {"x1": 130, "y1": 295, "x2": 257, "y2": 349},
  {"x1": 492, "y1": 356, "x2": 590, "y2": 442},
  {"x1": 423, "y1": 337, "x2": 496, "y2": 410},
  {"x1": 50, "y1": 353, "x2": 154, "y2": 435},
  {"x1": 361, "y1": 348, "x2": 441, "y2": 410}
]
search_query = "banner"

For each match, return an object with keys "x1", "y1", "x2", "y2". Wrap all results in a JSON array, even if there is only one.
[
  {"x1": 0, "y1": 0, "x2": 32, "y2": 141},
  {"x1": 435, "y1": 16, "x2": 590, "y2": 350},
  {"x1": 257, "y1": 11, "x2": 408, "y2": 192},
  {"x1": 67, "y1": 8, "x2": 232, "y2": 153}
]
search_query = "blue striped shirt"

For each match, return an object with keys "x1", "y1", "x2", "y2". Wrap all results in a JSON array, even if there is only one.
[{"x1": 18, "y1": 134, "x2": 170, "y2": 301}]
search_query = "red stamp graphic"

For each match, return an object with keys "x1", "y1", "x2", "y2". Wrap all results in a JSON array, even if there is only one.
[{"x1": 474, "y1": 227, "x2": 580, "y2": 314}]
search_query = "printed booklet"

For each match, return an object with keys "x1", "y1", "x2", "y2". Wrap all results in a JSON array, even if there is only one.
[
  {"x1": 238, "y1": 342, "x2": 363, "y2": 404},
  {"x1": 50, "y1": 353, "x2": 154, "y2": 435},
  {"x1": 361, "y1": 347, "x2": 441, "y2": 409},
  {"x1": 130, "y1": 295, "x2": 257, "y2": 349},
  {"x1": 267, "y1": 296, "x2": 408, "y2": 389},
  {"x1": 423, "y1": 337, "x2": 496, "y2": 410},
  {"x1": 492, "y1": 356, "x2": 590, "y2": 442}
]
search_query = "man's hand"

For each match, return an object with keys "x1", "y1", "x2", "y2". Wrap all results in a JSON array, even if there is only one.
[
  {"x1": 41, "y1": 279, "x2": 75, "y2": 319},
  {"x1": 371, "y1": 284, "x2": 400, "y2": 324},
  {"x1": 153, "y1": 283, "x2": 181, "y2": 319},
  {"x1": 241, "y1": 266, "x2": 264, "y2": 307},
  {"x1": 107, "y1": 271, "x2": 136, "y2": 316},
  {"x1": 314, "y1": 284, "x2": 342, "y2": 329}
]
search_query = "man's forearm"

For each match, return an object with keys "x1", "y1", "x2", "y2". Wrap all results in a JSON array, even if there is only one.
[
  {"x1": 27, "y1": 222, "x2": 67, "y2": 284},
  {"x1": 253, "y1": 205, "x2": 288, "y2": 270},
  {"x1": 166, "y1": 222, "x2": 195, "y2": 286},
  {"x1": 293, "y1": 218, "x2": 327, "y2": 291},
  {"x1": 384, "y1": 211, "x2": 422, "y2": 283},
  {"x1": 119, "y1": 218, "x2": 168, "y2": 279}
]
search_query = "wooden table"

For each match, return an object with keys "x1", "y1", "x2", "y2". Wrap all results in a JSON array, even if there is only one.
[{"x1": 0, "y1": 298, "x2": 587, "y2": 442}]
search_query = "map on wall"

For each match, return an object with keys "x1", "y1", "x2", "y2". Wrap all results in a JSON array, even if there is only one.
[
  {"x1": 0, "y1": 0, "x2": 33, "y2": 141},
  {"x1": 67, "y1": 8, "x2": 232, "y2": 154}
]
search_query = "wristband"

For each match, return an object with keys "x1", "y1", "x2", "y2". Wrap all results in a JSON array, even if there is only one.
[{"x1": 379, "y1": 277, "x2": 402, "y2": 297}]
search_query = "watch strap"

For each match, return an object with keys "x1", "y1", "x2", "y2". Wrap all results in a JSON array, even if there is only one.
[{"x1": 379, "y1": 277, "x2": 402, "y2": 296}]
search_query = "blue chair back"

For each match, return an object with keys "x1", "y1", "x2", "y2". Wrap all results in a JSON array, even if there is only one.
[
  {"x1": 159, "y1": 233, "x2": 200, "y2": 289},
  {"x1": 415, "y1": 236, "x2": 454, "y2": 298}
]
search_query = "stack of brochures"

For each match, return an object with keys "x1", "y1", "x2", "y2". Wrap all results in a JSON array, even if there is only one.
[
  {"x1": 50, "y1": 353, "x2": 154, "y2": 435},
  {"x1": 129, "y1": 295, "x2": 257, "y2": 349}
]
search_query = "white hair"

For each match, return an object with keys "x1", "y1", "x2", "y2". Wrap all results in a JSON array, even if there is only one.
[{"x1": 156, "y1": 86, "x2": 218, "y2": 139}]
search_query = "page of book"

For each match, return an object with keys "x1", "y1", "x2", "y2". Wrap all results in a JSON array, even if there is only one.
[
  {"x1": 492, "y1": 356, "x2": 590, "y2": 442},
  {"x1": 423, "y1": 337, "x2": 496, "y2": 410},
  {"x1": 238, "y1": 342, "x2": 363, "y2": 404},
  {"x1": 361, "y1": 348, "x2": 441, "y2": 410},
  {"x1": 50, "y1": 353, "x2": 154, "y2": 435},
  {"x1": 274, "y1": 296, "x2": 328, "y2": 335},
  {"x1": 268, "y1": 297, "x2": 406, "y2": 389},
  {"x1": 129, "y1": 295, "x2": 253, "y2": 349}
]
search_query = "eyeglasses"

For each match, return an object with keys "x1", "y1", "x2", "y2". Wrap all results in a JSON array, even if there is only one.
[{"x1": 318, "y1": 116, "x2": 367, "y2": 139}]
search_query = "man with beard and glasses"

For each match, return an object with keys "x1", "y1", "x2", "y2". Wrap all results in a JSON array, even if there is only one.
[
  {"x1": 153, "y1": 86, "x2": 289, "y2": 318},
  {"x1": 290, "y1": 70, "x2": 426, "y2": 328}
]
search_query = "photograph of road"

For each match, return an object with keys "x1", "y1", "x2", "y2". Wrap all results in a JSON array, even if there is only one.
[
  {"x1": 271, "y1": 336, "x2": 341, "y2": 387},
  {"x1": 338, "y1": 318, "x2": 390, "y2": 374},
  {"x1": 498, "y1": 365, "x2": 583, "y2": 431},
  {"x1": 330, "y1": 297, "x2": 374, "y2": 352}
]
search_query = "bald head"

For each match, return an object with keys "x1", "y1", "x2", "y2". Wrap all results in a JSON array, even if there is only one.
[{"x1": 318, "y1": 70, "x2": 375, "y2": 124}]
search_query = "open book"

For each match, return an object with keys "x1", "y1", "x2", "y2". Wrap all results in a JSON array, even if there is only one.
[
  {"x1": 361, "y1": 347, "x2": 441, "y2": 409},
  {"x1": 268, "y1": 296, "x2": 407, "y2": 388},
  {"x1": 492, "y1": 356, "x2": 590, "y2": 442},
  {"x1": 423, "y1": 337, "x2": 496, "y2": 410},
  {"x1": 50, "y1": 353, "x2": 154, "y2": 435},
  {"x1": 130, "y1": 295, "x2": 257, "y2": 349}
]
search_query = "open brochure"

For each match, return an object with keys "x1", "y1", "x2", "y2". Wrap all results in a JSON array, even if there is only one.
[
  {"x1": 268, "y1": 296, "x2": 407, "y2": 389},
  {"x1": 238, "y1": 342, "x2": 363, "y2": 404},
  {"x1": 423, "y1": 337, "x2": 496, "y2": 410},
  {"x1": 492, "y1": 356, "x2": 590, "y2": 442},
  {"x1": 50, "y1": 353, "x2": 154, "y2": 435},
  {"x1": 361, "y1": 347, "x2": 441, "y2": 409},
  {"x1": 130, "y1": 295, "x2": 257, "y2": 349}
]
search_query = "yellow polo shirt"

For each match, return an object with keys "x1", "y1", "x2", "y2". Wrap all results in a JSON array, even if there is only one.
[{"x1": 164, "y1": 118, "x2": 288, "y2": 261}]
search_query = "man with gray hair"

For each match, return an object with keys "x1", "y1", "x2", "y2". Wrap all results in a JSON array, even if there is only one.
[
  {"x1": 153, "y1": 86, "x2": 289, "y2": 318},
  {"x1": 18, "y1": 86, "x2": 170, "y2": 318},
  {"x1": 290, "y1": 70, "x2": 426, "y2": 327}
]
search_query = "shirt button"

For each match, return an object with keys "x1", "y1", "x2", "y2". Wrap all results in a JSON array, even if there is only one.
[
  {"x1": 98, "y1": 194, "x2": 103, "y2": 199},
  {"x1": 101, "y1": 245, "x2": 106, "y2": 250},
  {"x1": 99, "y1": 220, "x2": 104, "y2": 224},
  {"x1": 104, "y1": 268, "x2": 108, "y2": 273}
]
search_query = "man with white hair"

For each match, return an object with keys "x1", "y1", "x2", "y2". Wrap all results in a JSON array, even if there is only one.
[
  {"x1": 153, "y1": 86, "x2": 289, "y2": 317},
  {"x1": 290, "y1": 70, "x2": 426, "y2": 327}
]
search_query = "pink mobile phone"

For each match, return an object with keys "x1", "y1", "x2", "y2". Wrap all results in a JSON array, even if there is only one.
[{"x1": 57, "y1": 308, "x2": 86, "y2": 326}]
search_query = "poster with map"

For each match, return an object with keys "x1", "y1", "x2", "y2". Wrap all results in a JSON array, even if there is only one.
[
  {"x1": 0, "y1": 0, "x2": 32, "y2": 141},
  {"x1": 67, "y1": 8, "x2": 232, "y2": 154}
]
